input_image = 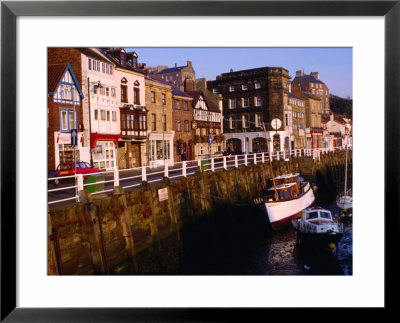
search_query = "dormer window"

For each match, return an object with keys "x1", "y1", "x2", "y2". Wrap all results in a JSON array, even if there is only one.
[{"x1": 120, "y1": 52, "x2": 126, "y2": 65}]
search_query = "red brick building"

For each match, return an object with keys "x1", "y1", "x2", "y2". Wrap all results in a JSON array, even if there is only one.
[{"x1": 48, "y1": 64, "x2": 84, "y2": 171}]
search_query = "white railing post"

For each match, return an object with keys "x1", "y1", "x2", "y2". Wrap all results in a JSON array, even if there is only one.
[
  {"x1": 254, "y1": 153, "x2": 257, "y2": 164},
  {"x1": 294, "y1": 149, "x2": 297, "y2": 157},
  {"x1": 114, "y1": 167, "x2": 119, "y2": 187},
  {"x1": 262, "y1": 152, "x2": 265, "y2": 163},
  {"x1": 223, "y1": 156, "x2": 227, "y2": 169},
  {"x1": 277, "y1": 151, "x2": 280, "y2": 160},
  {"x1": 76, "y1": 174, "x2": 83, "y2": 202},
  {"x1": 235, "y1": 155, "x2": 238, "y2": 168},
  {"x1": 142, "y1": 166, "x2": 147, "y2": 182},
  {"x1": 244, "y1": 154, "x2": 248, "y2": 166},
  {"x1": 182, "y1": 161, "x2": 186, "y2": 177},
  {"x1": 164, "y1": 164, "x2": 169, "y2": 177},
  {"x1": 211, "y1": 158, "x2": 215, "y2": 172}
]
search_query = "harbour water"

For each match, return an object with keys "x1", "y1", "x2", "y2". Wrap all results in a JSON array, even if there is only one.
[{"x1": 134, "y1": 201, "x2": 353, "y2": 275}]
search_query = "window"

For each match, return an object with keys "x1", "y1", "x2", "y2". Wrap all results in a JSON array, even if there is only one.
[
  {"x1": 99, "y1": 86, "x2": 105, "y2": 96},
  {"x1": 243, "y1": 97, "x2": 249, "y2": 108},
  {"x1": 150, "y1": 91, "x2": 155, "y2": 103},
  {"x1": 121, "y1": 85, "x2": 128, "y2": 103},
  {"x1": 111, "y1": 88, "x2": 116, "y2": 98},
  {"x1": 107, "y1": 111, "x2": 110, "y2": 121},
  {"x1": 242, "y1": 84, "x2": 248, "y2": 91},
  {"x1": 60, "y1": 109, "x2": 77, "y2": 132},
  {"x1": 255, "y1": 96, "x2": 262, "y2": 107},
  {"x1": 229, "y1": 85, "x2": 235, "y2": 92},
  {"x1": 176, "y1": 119, "x2": 181, "y2": 132},
  {"x1": 184, "y1": 120, "x2": 189, "y2": 132},
  {"x1": 255, "y1": 82, "x2": 261, "y2": 89},
  {"x1": 140, "y1": 115, "x2": 146, "y2": 130},
  {"x1": 88, "y1": 58, "x2": 92, "y2": 70},
  {"x1": 244, "y1": 115, "x2": 249, "y2": 128},
  {"x1": 213, "y1": 88, "x2": 219, "y2": 93},
  {"x1": 112, "y1": 111, "x2": 117, "y2": 122},
  {"x1": 175, "y1": 100, "x2": 180, "y2": 109},
  {"x1": 151, "y1": 114, "x2": 156, "y2": 131},
  {"x1": 134, "y1": 87, "x2": 140, "y2": 104},
  {"x1": 105, "y1": 87, "x2": 110, "y2": 96},
  {"x1": 229, "y1": 98, "x2": 236, "y2": 109},
  {"x1": 230, "y1": 116, "x2": 236, "y2": 129},
  {"x1": 162, "y1": 114, "x2": 166, "y2": 131},
  {"x1": 183, "y1": 101, "x2": 188, "y2": 110},
  {"x1": 162, "y1": 93, "x2": 166, "y2": 105},
  {"x1": 94, "y1": 109, "x2": 98, "y2": 120},
  {"x1": 101, "y1": 110, "x2": 106, "y2": 120}
]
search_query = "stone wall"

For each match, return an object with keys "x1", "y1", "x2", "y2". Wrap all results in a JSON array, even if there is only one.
[{"x1": 47, "y1": 152, "x2": 350, "y2": 275}]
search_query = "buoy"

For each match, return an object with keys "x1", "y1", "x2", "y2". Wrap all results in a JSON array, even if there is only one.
[{"x1": 329, "y1": 243, "x2": 336, "y2": 249}]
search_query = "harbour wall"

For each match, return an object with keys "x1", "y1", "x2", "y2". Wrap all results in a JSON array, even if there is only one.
[{"x1": 48, "y1": 151, "x2": 352, "y2": 275}]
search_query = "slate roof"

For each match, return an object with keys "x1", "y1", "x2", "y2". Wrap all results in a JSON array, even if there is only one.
[
  {"x1": 289, "y1": 92, "x2": 305, "y2": 100},
  {"x1": 147, "y1": 75, "x2": 192, "y2": 99},
  {"x1": 76, "y1": 47, "x2": 111, "y2": 63},
  {"x1": 98, "y1": 47, "x2": 145, "y2": 75},
  {"x1": 153, "y1": 65, "x2": 186, "y2": 74},
  {"x1": 291, "y1": 74, "x2": 324, "y2": 85}
]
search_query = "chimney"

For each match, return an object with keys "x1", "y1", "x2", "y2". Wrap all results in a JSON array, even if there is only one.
[
  {"x1": 187, "y1": 60, "x2": 192, "y2": 68},
  {"x1": 288, "y1": 82, "x2": 292, "y2": 93},
  {"x1": 184, "y1": 79, "x2": 195, "y2": 92},
  {"x1": 296, "y1": 70, "x2": 304, "y2": 77},
  {"x1": 230, "y1": 68, "x2": 233, "y2": 72},
  {"x1": 174, "y1": 63, "x2": 178, "y2": 68},
  {"x1": 216, "y1": 75, "x2": 222, "y2": 81},
  {"x1": 310, "y1": 72, "x2": 319, "y2": 80}
]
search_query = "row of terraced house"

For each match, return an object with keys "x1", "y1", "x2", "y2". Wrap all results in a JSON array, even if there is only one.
[{"x1": 48, "y1": 47, "x2": 352, "y2": 172}]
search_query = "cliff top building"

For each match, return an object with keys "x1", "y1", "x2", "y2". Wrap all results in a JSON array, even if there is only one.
[{"x1": 148, "y1": 60, "x2": 195, "y2": 91}]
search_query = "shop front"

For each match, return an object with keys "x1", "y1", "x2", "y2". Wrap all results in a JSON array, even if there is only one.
[
  {"x1": 53, "y1": 131, "x2": 89, "y2": 170},
  {"x1": 90, "y1": 132, "x2": 121, "y2": 170},
  {"x1": 148, "y1": 132, "x2": 174, "y2": 167}
]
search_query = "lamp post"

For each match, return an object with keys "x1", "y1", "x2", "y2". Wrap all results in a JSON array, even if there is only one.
[{"x1": 87, "y1": 77, "x2": 102, "y2": 165}]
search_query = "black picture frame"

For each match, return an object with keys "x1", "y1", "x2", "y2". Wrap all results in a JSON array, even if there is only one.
[{"x1": 1, "y1": 0, "x2": 398, "y2": 321}]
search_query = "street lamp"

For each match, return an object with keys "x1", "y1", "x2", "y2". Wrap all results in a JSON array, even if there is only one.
[{"x1": 87, "y1": 77, "x2": 102, "y2": 165}]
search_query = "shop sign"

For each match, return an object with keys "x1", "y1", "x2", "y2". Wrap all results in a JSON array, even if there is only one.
[
  {"x1": 191, "y1": 121, "x2": 198, "y2": 130},
  {"x1": 158, "y1": 188, "x2": 168, "y2": 201}
]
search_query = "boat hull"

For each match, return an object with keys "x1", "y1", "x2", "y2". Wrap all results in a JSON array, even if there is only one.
[
  {"x1": 296, "y1": 230, "x2": 344, "y2": 248},
  {"x1": 336, "y1": 195, "x2": 353, "y2": 210},
  {"x1": 265, "y1": 184, "x2": 315, "y2": 230}
]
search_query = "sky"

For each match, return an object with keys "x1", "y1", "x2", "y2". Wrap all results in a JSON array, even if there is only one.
[{"x1": 127, "y1": 47, "x2": 353, "y2": 99}]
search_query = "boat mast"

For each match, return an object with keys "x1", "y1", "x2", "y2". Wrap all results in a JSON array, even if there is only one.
[
  {"x1": 263, "y1": 123, "x2": 279, "y2": 201},
  {"x1": 344, "y1": 148, "x2": 348, "y2": 196}
]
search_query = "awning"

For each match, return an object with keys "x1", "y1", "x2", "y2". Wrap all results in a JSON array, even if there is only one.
[{"x1": 91, "y1": 132, "x2": 121, "y2": 148}]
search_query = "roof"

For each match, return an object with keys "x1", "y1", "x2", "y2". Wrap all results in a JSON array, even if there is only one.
[
  {"x1": 148, "y1": 75, "x2": 192, "y2": 99},
  {"x1": 152, "y1": 65, "x2": 186, "y2": 74},
  {"x1": 48, "y1": 63, "x2": 84, "y2": 99},
  {"x1": 99, "y1": 48, "x2": 145, "y2": 75},
  {"x1": 291, "y1": 74, "x2": 324, "y2": 86},
  {"x1": 289, "y1": 93, "x2": 305, "y2": 100},
  {"x1": 77, "y1": 47, "x2": 111, "y2": 63},
  {"x1": 186, "y1": 91, "x2": 220, "y2": 113}
]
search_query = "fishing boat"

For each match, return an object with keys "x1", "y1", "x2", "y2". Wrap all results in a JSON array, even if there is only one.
[
  {"x1": 336, "y1": 149, "x2": 352, "y2": 210},
  {"x1": 258, "y1": 123, "x2": 315, "y2": 230},
  {"x1": 292, "y1": 206, "x2": 345, "y2": 247},
  {"x1": 261, "y1": 173, "x2": 315, "y2": 230}
]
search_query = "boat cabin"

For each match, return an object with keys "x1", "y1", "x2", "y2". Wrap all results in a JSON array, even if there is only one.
[
  {"x1": 302, "y1": 207, "x2": 333, "y2": 224},
  {"x1": 262, "y1": 182, "x2": 298, "y2": 202},
  {"x1": 269, "y1": 173, "x2": 301, "y2": 195}
]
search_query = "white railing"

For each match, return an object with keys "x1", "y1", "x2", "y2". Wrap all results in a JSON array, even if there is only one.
[{"x1": 48, "y1": 147, "x2": 349, "y2": 206}]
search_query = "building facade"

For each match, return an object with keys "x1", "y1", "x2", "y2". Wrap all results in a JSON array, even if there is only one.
[
  {"x1": 289, "y1": 92, "x2": 306, "y2": 149},
  {"x1": 207, "y1": 67, "x2": 291, "y2": 154},
  {"x1": 291, "y1": 70, "x2": 330, "y2": 116},
  {"x1": 150, "y1": 60, "x2": 196, "y2": 91},
  {"x1": 48, "y1": 64, "x2": 85, "y2": 171},
  {"x1": 101, "y1": 48, "x2": 148, "y2": 168},
  {"x1": 145, "y1": 76, "x2": 174, "y2": 167}
]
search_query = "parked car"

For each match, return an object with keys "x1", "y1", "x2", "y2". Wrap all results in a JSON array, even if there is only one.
[
  {"x1": 55, "y1": 161, "x2": 100, "y2": 179},
  {"x1": 48, "y1": 170, "x2": 60, "y2": 186}
]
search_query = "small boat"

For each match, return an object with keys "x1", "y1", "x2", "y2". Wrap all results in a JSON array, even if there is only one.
[
  {"x1": 336, "y1": 149, "x2": 352, "y2": 211},
  {"x1": 292, "y1": 206, "x2": 345, "y2": 247},
  {"x1": 262, "y1": 173, "x2": 315, "y2": 230}
]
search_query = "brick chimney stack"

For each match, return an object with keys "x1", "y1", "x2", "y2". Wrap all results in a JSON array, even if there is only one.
[
  {"x1": 187, "y1": 60, "x2": 192, "y2": 68},
  {"x1": 184, "y1": 78, "x2": 195, "y2": 92},
  {"x1": 310, "y1": 72, "x2": 319, "y2": 80}
]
